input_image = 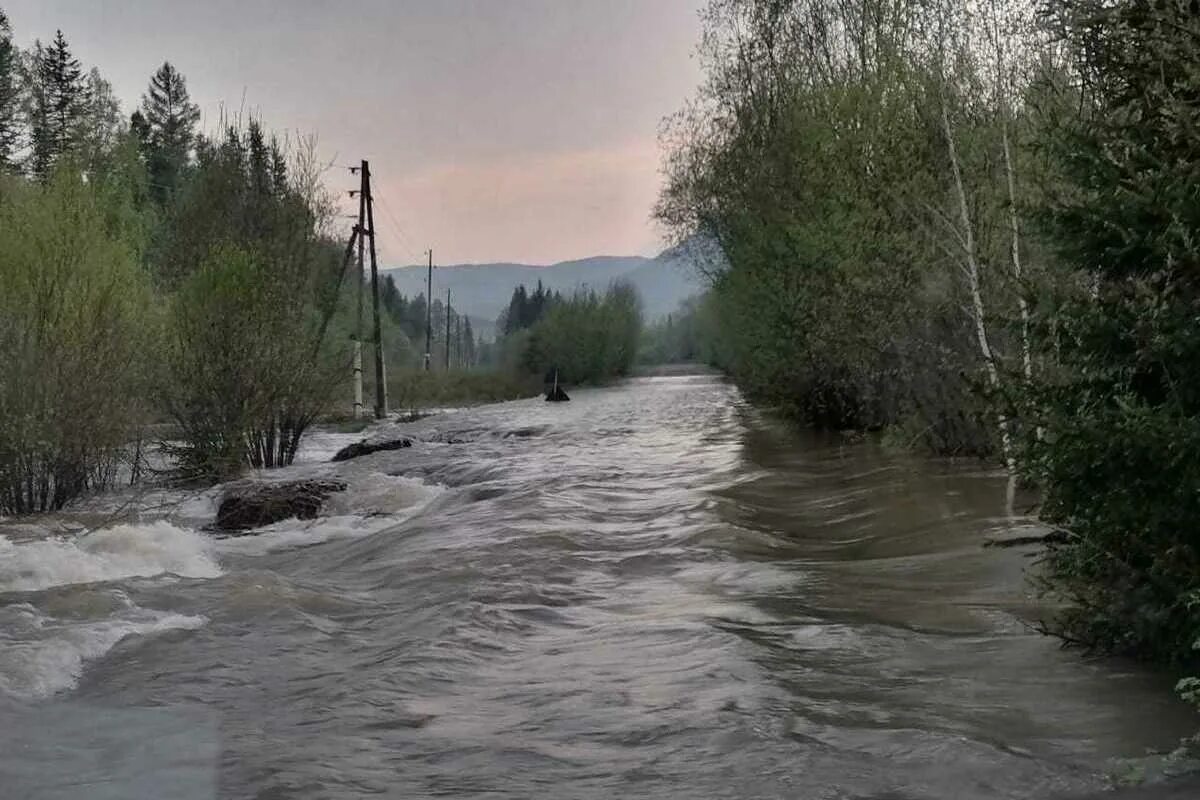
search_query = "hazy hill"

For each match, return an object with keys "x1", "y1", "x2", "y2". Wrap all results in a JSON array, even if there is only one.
[{"x1": 383, "y1": 247, "x2": 708, "y2": 335}]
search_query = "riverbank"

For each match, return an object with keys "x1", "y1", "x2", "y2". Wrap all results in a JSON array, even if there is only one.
[{"x1": 367, "y1": 369, "x2": 542, "y2": 414}]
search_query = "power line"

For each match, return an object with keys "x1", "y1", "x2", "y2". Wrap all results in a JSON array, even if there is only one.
[{"x1": 372, "y1": 190, "x2": 427, "y2": 266}]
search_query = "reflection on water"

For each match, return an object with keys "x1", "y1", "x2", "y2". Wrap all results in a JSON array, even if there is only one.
[{"x1": 0, "y1": 374, "x2": 1193, "y2": 799}]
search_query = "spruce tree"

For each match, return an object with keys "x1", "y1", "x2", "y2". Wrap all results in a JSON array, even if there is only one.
[
  {"x1": 1028, "y1": 0, "x2": 1200, "y2": 666},
  {"x1": 269, "y1": 135, "x2": 287, "y2": 195},
  {"x1": 0, "y1": 10, "x2": 20, "y2": 172},
  {"x1": 381, "y1": 275, "x2": 402, "y2": 319},
  {"x1": 139, "y1": 61, "x2": 199, "y2": 200},
  {"x1": 245, "y1": 120, "x2": 267, "y2": 193},
  {"x1": 29, "y1": 31, "x2": 88, "y2": 180}
]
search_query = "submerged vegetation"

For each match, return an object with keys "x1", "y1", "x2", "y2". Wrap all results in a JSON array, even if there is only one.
[
  {"x1": 0, "y1": 9, "x2": 646, "y2": 508},
  {"x1": 0, "y1": 170, "x2": 152, "y2": 512},
  {"x1": 0, "y1": 12, "x2": 358, "y2": 493},
  {"x1": 658, "y1": 0, "x2": 1200, "y2": 672}
]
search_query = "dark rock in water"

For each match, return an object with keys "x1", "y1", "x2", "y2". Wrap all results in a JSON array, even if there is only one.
[
  {"x1": 331, "y1": 437, "x2": 413, "y2": 462},
  {"x1": 214, "y1": 479, "x2": 348, "y2": 532},
  {"x1": 545, "y1": 386, "x2": 570, "y2": 402}
]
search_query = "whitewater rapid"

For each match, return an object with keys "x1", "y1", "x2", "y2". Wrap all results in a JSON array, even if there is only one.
[
  {"x1": 2, "y1": 379, "x2": 1195, "y2": 799},
  {"x1": 0, "y1": 444, "x2": 444, "y2": 701}
]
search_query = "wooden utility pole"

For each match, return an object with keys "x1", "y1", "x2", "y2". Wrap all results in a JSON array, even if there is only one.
[
  {"x1": 352, "y1": 163, "x2": 367, "y2": 418},
  {"x1": 424, "y1": 249, "x2": 433, "y2": 371},
  {"x1": 363, "y1": 160, "x2": 387, "y2": 419},
  {"x1": 455, "y1": 316, "x2": 462, "y2": 369},
  {"x1": 445, "y1": 288, "x2": 452, "y2": 370}
]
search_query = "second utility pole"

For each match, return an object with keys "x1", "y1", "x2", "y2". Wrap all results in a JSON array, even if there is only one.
[
  {"x1": 363, "y1": 160, "x2": 387, "y2": 419},
  {"x1": 424, "y1": 249, "x2": 433, "y2": 371},
  {"x1": 445, "y1": 288, "x2": 452, "y2": 370}
]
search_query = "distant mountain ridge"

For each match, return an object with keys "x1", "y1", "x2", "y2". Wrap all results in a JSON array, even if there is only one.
[{"x1": 382, "y1": 245, "x2": 709, "y2": 335}]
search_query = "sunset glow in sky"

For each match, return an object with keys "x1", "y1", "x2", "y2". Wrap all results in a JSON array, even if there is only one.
[{"x1": 4, "y1": 0, "x2": 705, "y2": 265}]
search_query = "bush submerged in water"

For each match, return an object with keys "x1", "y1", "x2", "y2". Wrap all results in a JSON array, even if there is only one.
[
  {"x1": 0, "y1": 170, "x2": 153, "y2": 514},
  {"x1": 154, "y1": 126, "x2": 350, "y2": 482}
]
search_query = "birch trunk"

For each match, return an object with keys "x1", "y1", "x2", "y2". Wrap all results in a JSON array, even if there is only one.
[
  {"x1": 1001, "y1": 117, "x2": 1032, "y2": 384},
  {"x1": 941, "y1": 97, "x2": 1015, "y2": 470}
]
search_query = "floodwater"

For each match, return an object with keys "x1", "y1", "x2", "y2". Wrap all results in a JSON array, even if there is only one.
[{"x1": 0, "y1": 374, "x2": 1194, "y2": 799}]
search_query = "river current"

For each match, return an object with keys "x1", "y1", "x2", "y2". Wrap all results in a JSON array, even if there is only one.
[{"x1": 0, "y1": 374, "x2": 1193, "y2": 799}]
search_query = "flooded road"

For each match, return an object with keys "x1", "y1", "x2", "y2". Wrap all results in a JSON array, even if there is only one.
[{"x1": 0, "y1": 374, "x2": 1193, "y2": 798}]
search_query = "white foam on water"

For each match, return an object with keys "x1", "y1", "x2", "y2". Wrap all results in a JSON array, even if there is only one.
[
  {"x1": 217, "y1": 474, "x2": 445, "y2": 556},
  {"x1": 0, "y1": 521, "x2": 222, "y2": 593},
  {"x1": 0, "y1": 603, "x2": 207, "y2": 699},
  {"x1": 292, "y1": 430, "x2": 371, "y2": 464}
]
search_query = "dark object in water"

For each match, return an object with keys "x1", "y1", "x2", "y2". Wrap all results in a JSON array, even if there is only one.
[
  {"x1": 331, "y1": 437, "x2": 413, "y2": 462},
  {"x1": 545, "y1": 368, "x2": 570, "y2": 402},
  {"x1": 214, "y1": 478, "x2": 348, "y2": 532}
]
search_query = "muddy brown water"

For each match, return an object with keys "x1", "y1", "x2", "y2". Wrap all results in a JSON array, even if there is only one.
[{"x1": 0, "y1": 374, "x2": 1194, "y2": 799}]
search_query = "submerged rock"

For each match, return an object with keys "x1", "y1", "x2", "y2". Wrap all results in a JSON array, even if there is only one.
[
  {"x1": 330, "y1": 437, "x2": 413, "y2": 462},
  {"x1": 214, "y1": 479, "x2": 348, "y2": 532}
]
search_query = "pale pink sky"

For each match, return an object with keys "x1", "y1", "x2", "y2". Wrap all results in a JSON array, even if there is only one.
[{"x1": 4, "y1": 0, "x2": 705, "y2": 265}]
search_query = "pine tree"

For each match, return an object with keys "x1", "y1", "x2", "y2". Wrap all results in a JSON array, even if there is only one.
[
  {"x1": 0, "y1": 10, "x2": 20, "y2": 172},
  {"x1": 139, "y1": 61, "x2": 199, "y2": 200},
  {"x1": 246, "y1": 119, "x2": 269, "y2": 197},
  {"x1": 269, "y1": 135, "x2": 287, "y2": 195},
  {"x1": 28, "y1": 31, "x2": 89, "y2": 180},
  {"x1": 129, "y1": 109, "x2": 151, "y2": 148},
  {"x1": 504, "y1": 285, "x2": 529, "y2": 334},
  {"x1": 381, "y1": 275, "x2": 402, "y2": 318}
]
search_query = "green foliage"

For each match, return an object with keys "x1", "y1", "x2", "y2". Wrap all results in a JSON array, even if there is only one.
[
  {"x1": 386, "y1": 369, "x2": 540, "y2": 412},
  {"x1": 637, "y1": 294, "x2": 721, "y2": 366},
  {"x1": 657, "y1": 0, "x2": 1015, "y2": 450},
  {"x1": 136, "y1": 61, "x2": 200, "y2": 203},
  {"x1": 1019, "y1": 0, "x2": 1200, "y2": 667},
  {"x1": 161, "y1": 242, "x2": 348, "y2": 480},
  {"x1": 376, "y1": 277, "x2": 476, "y2": 371},
  {"x1": 500, "y1": 281, "x2": 559, "y2": 335},
  {"x1": 0, "y1": 170, "x2": 153, "y2": 513},
  {"x1": 26, "y1": 30, "x2": 88, "y2": 180},
  {"x1": 155, "y1": 125, "x2": 349, "y2": 480},
  {"x1": 0, "y1": 10, "x2": 19, "y2": 171},
  {"x1": 522, "y1": 283, "x2": 642, "y2": 385}
]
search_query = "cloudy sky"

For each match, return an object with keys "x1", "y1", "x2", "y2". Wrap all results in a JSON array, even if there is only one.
[{"x1": 3, "y1": 0, "x2": 705, "y2": 265}]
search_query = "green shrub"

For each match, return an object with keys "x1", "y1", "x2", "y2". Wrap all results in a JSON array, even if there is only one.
[
  {"x1": 1020, "y1": 0, "x2": 1200, "y2": 666},
  {"x1": 160, "y1": 244, "x2": 348, "y2": 480},
  {"x1": 0, "y1": 171, "x2": 153, "y2": 513}
]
